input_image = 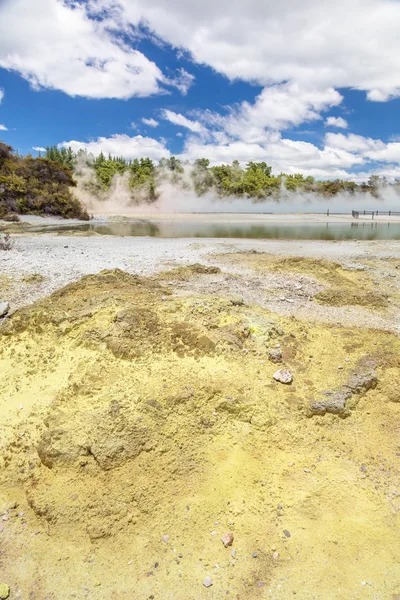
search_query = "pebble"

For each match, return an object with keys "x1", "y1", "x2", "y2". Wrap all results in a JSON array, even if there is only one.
[
  {"x1": 0, "y1": 524, "x2": 3, "y2": 533},
  {"x1": 273, "y1": 369, "x2": 293, "y2": 384},
  {"x1": 231, "y1": 549, "x2": 236, "y2": 559},
  {"x1": 252, "y1": 553, "x2": 257, "y2": 558},
  {"x1": 203, "y1": 576, "x2": 213, "y2": 588},
  {"x1": 283, "y1": 529, "x2": 291, "y2": 538},
  {"x1": 230, "y1": 295, "x2": 244, "y2": 306},
  {"x1": 162, "y1": 535, "x2": 170, "y2": 543},
  {"x1": 221, "y1": 533, "x2": 234, "y2": 547},
  {"x1": 272, "y1": 551, "x2": 279, "y2": 560}
]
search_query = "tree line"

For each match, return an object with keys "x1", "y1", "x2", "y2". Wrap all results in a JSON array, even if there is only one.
[{"x1": 42, "y1": 145, "x2": 396, "y2": 203}]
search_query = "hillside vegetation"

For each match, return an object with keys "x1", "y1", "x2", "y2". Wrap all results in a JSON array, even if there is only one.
[
  {"x1": 0, "y1": 142, "x2": 89, "y2": 220},
  {"x1": 46, "y1": 144, "x2": 398, "y2": 204}
]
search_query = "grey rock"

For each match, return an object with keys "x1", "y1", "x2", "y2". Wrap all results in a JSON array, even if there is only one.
[
  {"x1": 230, "y1": 295, "x2": 245, "y2": 306},
  {"x1": 203, "y1": 576, "x2": 213, "y2": 588},
  {"x1": 268, "y1": 349, "x2": 283, "y2": 363},
  {"x1": 283, "y1": 529, "x2": 291, "y2": 538},
  {"x1": 346, "y1": 371, "x2": 377, "y2": 394},
  {"x1": 309, "y1": 389, "x2": 351, "y2": 416},
  {"x1": 308, "y1": 358, "x2": 377, "y2": 416},
  {"x1": 0, "y1": 302, "x2": 9, "y2": 318},
  {"x1": 273, "y1": 369, "x2": 293, "y2": 384}
]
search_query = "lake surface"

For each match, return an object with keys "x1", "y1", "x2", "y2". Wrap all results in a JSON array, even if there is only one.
[{"x1": 33, "y1": 220, "x2": 400, "y2": 240}]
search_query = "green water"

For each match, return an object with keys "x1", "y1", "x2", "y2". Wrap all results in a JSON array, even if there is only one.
[{"x1": 32, "y1": 220, "x2": 400, "y2": 240}]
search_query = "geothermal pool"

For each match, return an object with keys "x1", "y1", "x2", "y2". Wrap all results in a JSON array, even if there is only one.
[{"x1": 32, "y1": 219, "x2": 400, "y2": 240}]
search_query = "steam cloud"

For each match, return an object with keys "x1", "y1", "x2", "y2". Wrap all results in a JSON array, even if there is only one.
[{"x1": 72, "y1": 154, "x2": 397, "y2": 216}]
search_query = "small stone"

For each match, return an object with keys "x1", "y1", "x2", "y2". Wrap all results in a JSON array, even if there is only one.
[
  {"x1": 203, "y1": 576, "x2": 213, "y2": 588},
  {"x1": 268, "y1": 349, "x2": 283, "y2": 363},
  {"x1": 272, "y1": 551, "x2": 279, "y2": 560},
  {"x1": 0, "y1": 524, "x2": 3, "y2": 533},
  {"x1": 231, "y1": 549, "x2": 236, "y2": 559},
  {"x1": 252, "y1": 553, "x2": 258, "y2": 558},
  {"x1": 221, "y1": 533, "x2": 234, "y2": 547},
  {"x1": 338, "y1": 366, "x2": 343, "y2": 370},
  {"x1": 230, "y1": 295, "x2": 244, "y2": 306},
  {"x1": 162, "y1": 535, "x2": 170, "y2": 543},
  {"x1": 0, "y1": 302, "x2": 9, "y2": 318},
  {"x1": 283, "y1": 529, "x2": 291, "y2": 538},
  {"x1": 0, "y1": 584, "x2": 10, "y2": 599},
  {"x1": 286, "y1": 299, "x2": 295, "y2": 303},
  {"x1": 273, "y1": 369, "x2": 293, "y2": 384}
]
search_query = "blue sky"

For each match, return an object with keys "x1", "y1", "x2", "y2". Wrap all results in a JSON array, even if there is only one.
[{"x1": 2, "y1": 0, "x2": 400, "y2": 182}]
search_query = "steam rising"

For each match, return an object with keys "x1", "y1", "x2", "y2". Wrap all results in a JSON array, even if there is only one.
[{"x1": 73, "y1": 154, "x2": 397, "y2": 215}]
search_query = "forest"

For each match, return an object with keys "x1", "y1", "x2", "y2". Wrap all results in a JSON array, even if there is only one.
[
  {"x1": 44, "y1": 145, "x2": 394, "y2": 204},
  {"x1": 0, "y1": 141, "x2": 397, "y2": 219}
]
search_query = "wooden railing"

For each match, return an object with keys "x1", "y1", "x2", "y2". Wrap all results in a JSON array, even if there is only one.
[{"x1": 352, "y1": 210, "x2": 400, "y2": 218}]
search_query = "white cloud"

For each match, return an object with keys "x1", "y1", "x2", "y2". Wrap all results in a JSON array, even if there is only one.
[
  {"x1": 165, "y1": 68, "x2": 194, "y2": 95},
  {"x1": 161, "y1": 109, "x2": 205, "y2": 133},
  {"x1": 142, "y1": 117, "x2": 159, "y2": 127},
  {"x1": 59, "y1": 133, "x2": 170, "y2": 161},
  {"x1": 0, "y1": 89, "x2": 3, "y2": 103},
  {"x1": 325, "y1": 116, "x2": 348, "y2": 129},
  {"x1": 201, "y1": 84, "x2": 343, "y2": 142},
  {"x1": 108, "y1": 0, "x2": 400, "y2": 102},
  {"x1": 0, "y1": 0, "x2": 181, "y2": 98},
  {"x1": 0, "y1": 124, "x2": 8, "y2": 131},
  {"x1": 325, "y1": 133, "x2": 385, "y2": 153},
  {"x1": 33, "y1": 146, "x2": 46, "y2": 152}
]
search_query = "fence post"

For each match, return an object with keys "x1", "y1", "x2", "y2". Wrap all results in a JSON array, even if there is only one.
[{"x1": 327, "y1": 209, "x2": 330, "y2": 216}]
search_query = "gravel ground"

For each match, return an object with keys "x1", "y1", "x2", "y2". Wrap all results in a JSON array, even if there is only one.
[{"x1": 1, "y1": 231, "x2": 400, "y2": 331}]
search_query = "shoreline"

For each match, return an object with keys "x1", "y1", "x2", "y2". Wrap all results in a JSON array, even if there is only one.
[{"x1": 3, "y1": 211, "x2": 400, "y2": 228}]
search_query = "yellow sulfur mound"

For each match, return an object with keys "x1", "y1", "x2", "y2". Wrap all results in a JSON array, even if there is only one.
[{"x1": 0, "y1": 269, "x2": 399, "y2": 599}]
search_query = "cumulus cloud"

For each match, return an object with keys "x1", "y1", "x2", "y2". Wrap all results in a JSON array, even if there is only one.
[
  {"x1": 0, "y1": 124, "x2": 8, "y2": 131},
  {"x1": 161, "y1": 109, "x2": 205, "y2": 133},
  {"x1": 59, "y1": 133, "x2": 170, "y2": 162},
  {"x1": 325, "y1": 116, "x2": 348, "y2": 129},
  {"x1": 142, "y1": 117, "x2": 159, "y2": 127},
  {"x1": 33, "y1": 146, "x2": 46, "y2": 152},
  {"x1": 200, "y1": 84, "x2": 343, "y2": 142},
  {"x1": 325, "y1": 133, "x2": 385, "y2": 153},
  {"x1": 0, "y1": 0, "x2": 185, "y2": 98},
  {"x1": 105, "y1": 0, "x2": 400, "y2": 102}
]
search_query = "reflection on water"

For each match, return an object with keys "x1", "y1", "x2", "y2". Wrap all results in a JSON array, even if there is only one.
[{"x1": 33, "y1": 220, "x2": 400, "y2": 240}]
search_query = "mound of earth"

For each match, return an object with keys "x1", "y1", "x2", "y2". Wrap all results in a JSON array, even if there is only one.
[{"x1": 0, "y1": 269, "x2": 399, "y2": 599}]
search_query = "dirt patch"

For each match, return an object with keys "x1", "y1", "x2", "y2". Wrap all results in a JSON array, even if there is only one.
[
  {"x1": 217, "y1": 252, "x2": 391, "y2": 309},
  {"x1": 314, "y1": 287, "x2": 388, "y2": 308},
  {"x1": 157, "y1": 263, "x2": 221, "y2": 281},
  {"x1": 0, "y1": 269, "x2": 399, "y2": 598}
]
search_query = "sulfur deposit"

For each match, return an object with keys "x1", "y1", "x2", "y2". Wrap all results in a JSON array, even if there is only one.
[{"x1": 0, "y1": 265, "x2": 399, "y2": 599}]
